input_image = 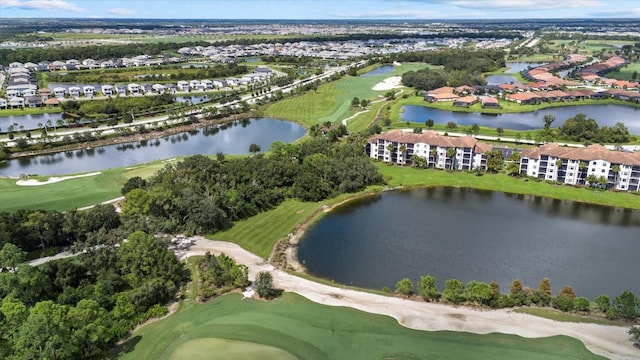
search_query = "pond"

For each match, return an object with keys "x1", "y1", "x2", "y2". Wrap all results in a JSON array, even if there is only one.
[
  {"x1": 401, "y1": 104, "x2": 640, "y2": 133},
  {"x1": 485, "y1": 75, "x2": 520, "y2": 86},
  {"x1": 505, "y1": 62, "x2": 546, "y2": 74},
  {"x1": 362, "y1": 65, "x2": 396, "y2": 77},
  {"x1": 0, "y1": 118, "x2": 306, "y2": 177},
  {"x1": 0, "y1": 112, "x2": 64, "y2": 133},
  {"x1": 297, "y1": 187, "x2": 640, "y2": 300}
]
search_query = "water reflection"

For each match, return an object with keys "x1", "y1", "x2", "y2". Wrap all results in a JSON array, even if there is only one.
[{"x1": 298, "y1": 187, "x2": 640, "y2": 299}]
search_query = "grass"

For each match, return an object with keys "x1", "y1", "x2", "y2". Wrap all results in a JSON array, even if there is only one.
[
  {"x1": 115, "y1": 292, "x2": 604, "y2": 360},
  {"x1": 606, "y1": 61, "x2": 640, "y2": 81},
  {"x1": 0, "y1": 107, "x2": 62, "y2": 117},
  {"x1": 514, "y1": 307, "x2": 635, "y2": 327},
  {"x1": 208, "y1": 199, "x2": 322, "y2": 259},
  {"x1": 376, "y1": 163, "x2": 640, "y2": 210},
  {"x1": 0, "y1": 159, "x2": 173, "y2": 212},
  {"x1": 264, "y1": 63, "x2": 430, "y2": 126}
]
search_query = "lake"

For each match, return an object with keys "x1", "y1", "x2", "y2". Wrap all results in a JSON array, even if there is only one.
[
  {"x1": 0, "y1": 112, "x2": 64, "y2": 133},
  {"x1": 505, "y1": 62, "x2": 546, "y2": 74},
  {"x1": 485, "y1": 75, "x2": 520, "y2": 86},
  {"x1": 401, "y1": 104, "x2": 640, "y2": 133},
  {"x1": 0, "y1": 118, "x2": 306, "y2": 177},
  {"x1": 297, "y1": 187, "x2": 640, "y2": 300},
  {"x1": 362, "y1": 65, "x2": 396, "y2": 77}
]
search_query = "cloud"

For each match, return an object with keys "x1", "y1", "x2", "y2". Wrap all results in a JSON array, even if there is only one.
[
  {"x1": 107, "y1": 7, "x2": 135, "y2": 16},
  {"x1": 336, "y1": 9, "x2": 441, "y2": 19},
  {"x1": 0, "y1": 0, "x2": 84, "y2": 12},
  {"x1": 387, "y1": 0, "x2": 603, "y2": 10}
]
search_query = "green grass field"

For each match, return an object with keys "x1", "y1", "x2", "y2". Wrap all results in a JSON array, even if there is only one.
[
  {"x1": 115, "y1": 292, "x2": 603, "y2": 360},
  {"x1": 376, "y1": 163, "x2": 640, "y2": 210},
  {"x1": 265, "y1": 63, "x2": 431, "y2": 126},
  {"x1": 208, "y1": 199, "x2": 321, "y2": 259},
  {"x1": 606, "y1": 61, "x2": 640, "y2": 81},
  {"x1": 0, "y1": 159, "x2": 173, "y2": 212}
]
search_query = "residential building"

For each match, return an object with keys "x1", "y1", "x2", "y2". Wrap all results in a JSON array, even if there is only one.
[
  {"x1": 520, "y1": 143, "x2": 640, "y2": 192},
  {"x1": 366, "y1": 129, "x2": 492, "y2": 170}
]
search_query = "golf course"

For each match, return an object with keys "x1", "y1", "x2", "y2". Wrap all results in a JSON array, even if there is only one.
[{"x1": 115, "y1": 293, "x2": 604, "y2": 360}]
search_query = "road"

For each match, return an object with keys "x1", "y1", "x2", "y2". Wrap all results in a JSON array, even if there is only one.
[{"x1": 1, "y1": 60, "x2": 366, "y2": 147}]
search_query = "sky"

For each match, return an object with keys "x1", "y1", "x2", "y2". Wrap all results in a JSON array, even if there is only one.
[{"x1": 1, "y1": 0, "x2": 640, "y2": 20}]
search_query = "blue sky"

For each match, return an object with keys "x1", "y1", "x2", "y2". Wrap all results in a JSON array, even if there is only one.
[{"x1": 1, "y1": 0, "x2": 639, "y2": 19}]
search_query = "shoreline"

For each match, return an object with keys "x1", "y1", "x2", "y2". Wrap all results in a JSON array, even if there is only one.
[{"x1": 186, "y1": 237, "x2": 640, "y2": 360}]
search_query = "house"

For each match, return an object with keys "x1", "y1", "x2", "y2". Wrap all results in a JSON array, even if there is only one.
[
  {"x1": 481, "y1": 97, "x2": 500, "y2": 109},
  {"x1": 506, "y1": 92, "x2": 540, "y2": 105},
  {"x1": 101, "y1": 85, "x2": 114, "y2": 96},
  {"x1": 6, "y1": 89, "x2": 21, "y2": 98},
  {"x1": 141, "y1": 84, "x2": 153, "y2": 94},
  {"x1": 366, "y1": 129, "x2": 492, "y2": 170},
  {"x1": 166, "y1": 84, "x2": 178, "y2": 93},
  {"x1": 152, "y1": 84, "x2": 166, "y2": 94},
  {"x1": 254, "y1": 66, "x2": 272, "y2": 74},
  {"x1": 25, "y1": 96, "x2": 43, "y2": 108},
  {"x1": 212, "y1": 80, "x2": 227, "y2": 89},
  {"x1": 39, "y1": 88, "x2": 51, "y2": 99},
  {"x1": 453, "y1": 95, "x2": 478, "y2": 107},
  {"x1": 0, "y1": 98, "x2": 7, "y2": 109},
  {"x1": 189, "y1": 80, "x2": 203, "y2": 91},
  {"x1": 8, "y1": 62, "x2": 24, "y2": 68},
  {"x1": 68, "y1": 87, "x2": 81, "y2": 98},
  {"x1": 53, "y1": 87, "x2": 66, "y2": 98},
  {"x1": 21, "y1": 88, "x2": 36, "y2": 97},
  {"x1": 127, "y1": 83, "x2": 141, "y2": 95},
  {"x1": 177, "y1": 81, "x2": 190, "y2": 92},
  {"x1": 115, "y1": 85, "x2": 127, "y2": 96},
  {"x1": 44, "y1": 98, "x2": 60, "y2": 107},
  {"x1": 201, "y1": 79, "x2": 213, "y2": 89},
  {"x1": 9, "y1": 97, "x2": 24, "y2": 108},
  {"x1": 520, "y1": 143, "x2": 640, "y2": 192},
  {"x1": 83, "y1": 86, "x2": 95, "y2": 97}
]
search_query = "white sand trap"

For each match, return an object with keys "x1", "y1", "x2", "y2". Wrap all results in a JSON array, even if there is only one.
[
  {"x1": 16, "y1": 172, "x2": 102, "y2": 186},
  {"x1": 372, "y1": 76, "x2": 402, "y2": 91}
]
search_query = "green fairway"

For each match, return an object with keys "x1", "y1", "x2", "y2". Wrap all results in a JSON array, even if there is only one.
[
  {"x1": 169, "y1": 338, "x2": 296, "y2": 360},
  {"x1": 265, "y1": 63, "x2": 430, "y2": 126},
  {"x1": 116, "y1": 293, "x2": 603, "y2": 360},
  {"x1": 209, "y1": 199, "x2": 321, "y2": 259},
  {"x1": 606, "y1": 61, "x2": 640, "y2": 81},
  {"x1": 0, "y1": 159, "x2": 174, "y2": 212},
  {"x1": 376, "y1": 163, "x2": 640, "y2": 210}
]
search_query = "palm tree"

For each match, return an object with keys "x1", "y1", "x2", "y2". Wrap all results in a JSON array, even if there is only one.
[
  {"x1": 555, "y1": 158, "x2": 563, "y2": 181},
  {"x1": 446, "y1": 148, "x2": 456, "y2": 170},
  {"x1": 386, "y1": 142, "x2": 395, "y2": 162},
  {"x1": 612, "y1": 165, "x2": 621, "y2": 189},
  {"x1": 430, "y1": 148, "x2": 438, "y2": 168},
  {"x1": 399, "y1": 144, "x2": 407, "y2": 164}
]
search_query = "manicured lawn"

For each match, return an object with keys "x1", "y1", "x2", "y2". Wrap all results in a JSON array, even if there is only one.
[
  {"x1": 208, "y1": 199, "x2": 321, "y2": 259},
  {"x1": 265, "y1": 63, "x2": 430, "y2": 126},
  {"x1": 376, "y1": 163, "x2": 640, "y2": 210},
  {"x1": 606, "y1": 61, "x2": 640, "y2": 81},
  {"x1": 0, "y1": 159, "x2": 173, "y2": 212},
  {"x1": 115, "y1": 292, "x2": 604, "y2": 360},
  {"x1": 514, "y1": 307, "x2": 634, "y2": 327},
  {"x1": 0, "y1": 107, "x2": 62, "y2": 117}
]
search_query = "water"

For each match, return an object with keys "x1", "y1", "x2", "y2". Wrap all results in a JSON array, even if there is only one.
[
  {"x1": 0, "y1": 118, "x2": 305, "y2": 177},
  {"x1": 485, "y1": 75, "x2": 520, "y2": 85},
  {"x1": 402, "y1": 104, "x2": 640, "y2": 132},
  {"x1": 0, "y1": 112, "x2": 64, "y2": 132},
  {"x1": 362, "y1": 65, "x2": 396, "y2": 77},
  {"x1": 505, "y1": 62, "x2": 545, "y2": 74},
  {"x1": 175, "y1": 95, "x2": 211, "y2": 105},
  {"x1": 297, "y1": 188, "x2": 640, "y2": 299}
]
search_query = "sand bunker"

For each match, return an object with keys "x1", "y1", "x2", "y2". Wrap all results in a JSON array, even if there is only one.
[
  {"x1": 372, "y1": 76, "x2": 402, "y2": 91},
  {"x1": 16, "y1": 172, "x2": 102, "y2": 186}
]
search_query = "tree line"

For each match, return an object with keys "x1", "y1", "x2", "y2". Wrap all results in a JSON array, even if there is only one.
[
  {"x1": 0, "y1": 231, "x2": 189, "y2": 359},
  {"x1": 394, "y1": 275, "x2": 640, "y2": 321}
]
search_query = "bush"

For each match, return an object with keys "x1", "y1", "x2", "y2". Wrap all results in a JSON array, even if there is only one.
[
  {"x1": 552, "y1": 295, "x2": 574, "y2": 312},
  {"x1": 395, "y1": 278, "x2": 414, "y2": 296},
  {"x1": 574, "y1": 297, "x2": 591, "y2": 312}
]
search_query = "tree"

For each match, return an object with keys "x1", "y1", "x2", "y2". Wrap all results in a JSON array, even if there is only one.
[
  {"x1": 542, "y1": 114, "x2": 555, "y2": 132},
  {"x1": 613, "y1": 290, "x2": 639, "y2": 321},
  {"x1": 464, "y1": 280, "x2": 493, "y2": 306},
  {"x1": 399, "y1": 144, "x2": 407, "y2": 164},
  {"x1": 470, "y1": 123, "x2": 480, "y2": 135},
  {"x1": 255, "y1": 271, "x2": 278, "y2": 299},
  {"x1": 446, "y1": 147, "x2": 456, "y2": 170},
  {"x1": 442, "y1": 279, "x2": 465, "y2": 304},
  {"x1": 612, "y1": 165, "x2": 620, "y2": 188},
  {"x1": 14, "y1": 300, "x2": 73, "y2": 360},
  {"x1": 446, "y1": 121, "x2": 457, "y2": 129},
  {"x1": 630, "y1": 326, "x2": 640, "y2": 344},
  {"x1": 384, "y1": 90, "x2": 396, "y2": 100},
  {"x1": 0, "y1": 243, "x2": 26, "y2": 273},
  {"x1": 595, "y1": 294, "x2": 611, "y2": 313},
  {"x1": 360, "y1": 99, "x2": 369, "y2": 108},
  {"x1": 351, "y1": 97, "x2": 360, "y2": 107},
  {"x1": 248, "y1": 143, "x2": 261, "y2": 154},
  {"x1": 574, "y1": 297, "x2": 591, "y2": 312},
  {"x1": 425, "y1": 118, "x2": 434, "y2": 128},
  {"x1": 417, "y1": 275, "x2": 439, "y2": 301},
  {"x1": 395, "y1": 278, "x2": 414, "y2": 296}
]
